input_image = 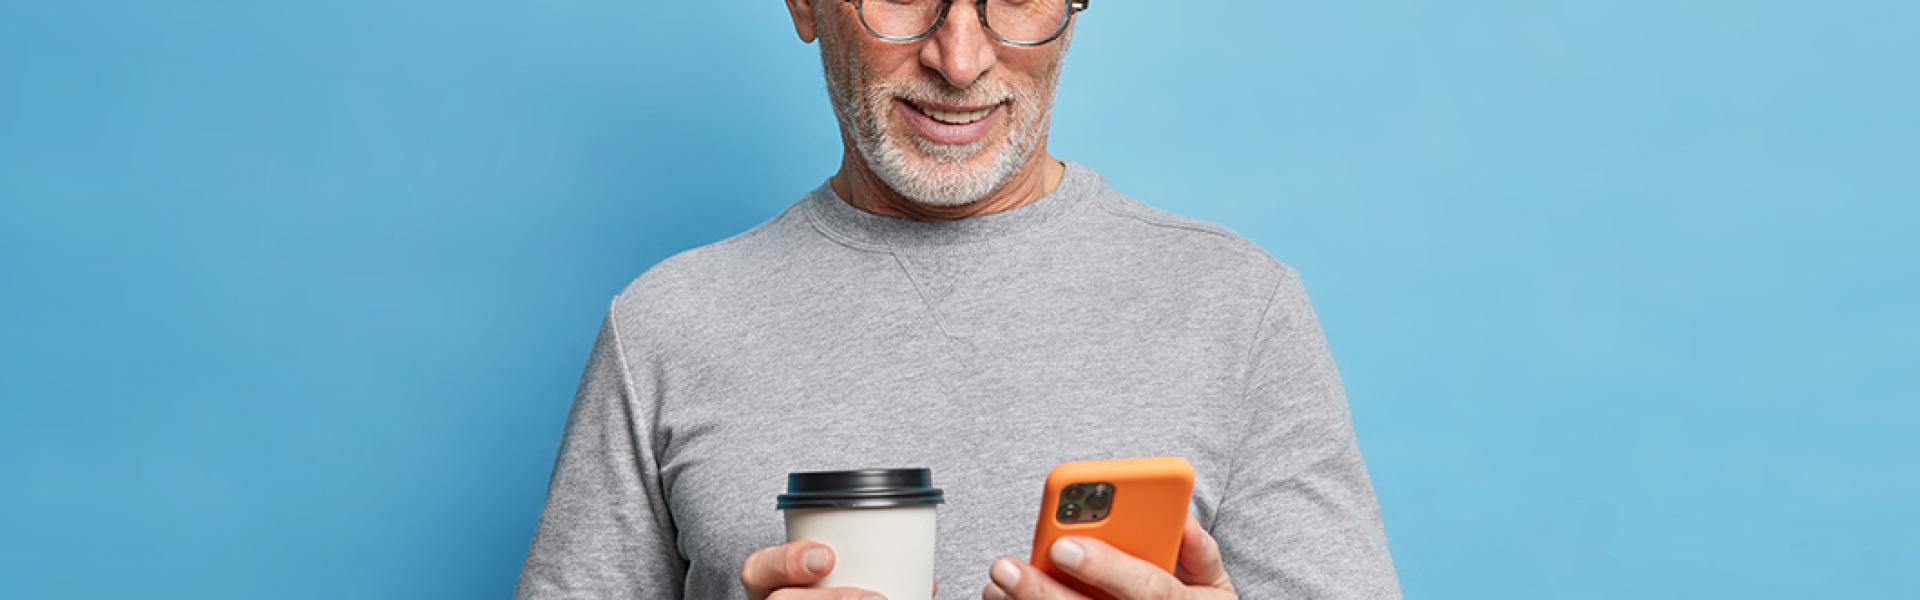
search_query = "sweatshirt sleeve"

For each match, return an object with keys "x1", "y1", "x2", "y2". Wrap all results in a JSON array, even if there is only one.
[
  {"x1": 515, "y1": 308, "x2": 686, "y2": 598},
  {"x1": 1211, "y1": 267, "x2": 1402, "y2": 599}
]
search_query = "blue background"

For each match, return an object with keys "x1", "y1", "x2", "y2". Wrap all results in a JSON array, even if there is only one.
[{"x1": 3, "y1": 1, "x2": 1914, "y2": 598}]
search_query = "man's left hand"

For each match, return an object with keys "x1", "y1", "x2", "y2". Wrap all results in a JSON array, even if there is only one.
[{"x1": 982, "y1": 514, "x2": 1237, "y2": 600}]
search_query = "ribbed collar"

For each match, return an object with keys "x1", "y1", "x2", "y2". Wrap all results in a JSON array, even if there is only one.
[{"x1": 804, "y1": 161, "x2": 1102, "y2": 250}]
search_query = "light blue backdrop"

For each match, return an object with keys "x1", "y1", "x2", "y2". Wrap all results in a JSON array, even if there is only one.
[{"x1": 2, "y1": 1, "x2": 1914, "y2": 598}]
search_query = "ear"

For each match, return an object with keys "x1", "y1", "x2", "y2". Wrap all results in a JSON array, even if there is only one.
[{"x1": 785, "y1": 0, "x2": 821, "y2": 43}]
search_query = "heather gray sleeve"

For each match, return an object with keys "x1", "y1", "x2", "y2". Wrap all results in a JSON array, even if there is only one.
[
  {"x1": 516, "y1": 309, "x2": 686, "y2": 599},
  {"x1": 1212, "y1": 268, "x2": 1402, "y2": 599}
]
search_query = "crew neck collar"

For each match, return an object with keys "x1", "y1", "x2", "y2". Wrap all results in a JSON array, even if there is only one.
[{"x1": 804, "y1": 161, "x2": 1102, "y2": 250}]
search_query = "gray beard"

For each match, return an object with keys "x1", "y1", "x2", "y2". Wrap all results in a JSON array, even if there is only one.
[{"x1": 819, "y1": 37, "x2": 1060, "y2": 207}]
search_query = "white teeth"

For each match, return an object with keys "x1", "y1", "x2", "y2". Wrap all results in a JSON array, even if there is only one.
[{"x1": 918, "y1": 104, "x2": 993, "y2": 125}]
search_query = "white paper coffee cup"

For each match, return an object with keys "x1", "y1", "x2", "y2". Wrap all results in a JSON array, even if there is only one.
[{"x1": 778, "y1": 468, "x2": 944, "y2": 600}]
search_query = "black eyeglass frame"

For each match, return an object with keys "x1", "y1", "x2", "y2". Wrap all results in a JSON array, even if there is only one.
[{"x1": 842, "y1": 0, "x2": 1090, "y2": 48}]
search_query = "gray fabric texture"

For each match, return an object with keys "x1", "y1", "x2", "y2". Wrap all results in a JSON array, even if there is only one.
[{"x1": 514, "y1": 161, "x2": 1402, "y2": 599}]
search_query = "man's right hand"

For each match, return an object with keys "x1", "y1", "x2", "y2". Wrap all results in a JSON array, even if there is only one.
[{"x1": 739, "y1": 541, "x2": 885, "y2": 600}]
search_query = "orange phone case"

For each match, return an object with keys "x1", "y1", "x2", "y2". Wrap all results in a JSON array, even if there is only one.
[{"x1": 1028, "y1": 457, "x2": 1196, "y2": 600}]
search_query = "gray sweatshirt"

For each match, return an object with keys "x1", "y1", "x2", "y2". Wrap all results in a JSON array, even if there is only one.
[{"x1": 514, "y1": 162, "x2": 1402, "y2": 599}]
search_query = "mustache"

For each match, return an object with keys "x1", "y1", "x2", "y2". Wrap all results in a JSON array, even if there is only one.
[{"x1": 870, "y1": 78, "x2": 1024, "y2": 109}]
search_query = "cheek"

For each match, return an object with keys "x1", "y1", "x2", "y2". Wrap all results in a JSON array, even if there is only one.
[
  {"x1": 853, "y1": 37, "x2": 927, "y2": 78},
  {"x1": 1004, "y1": 51, "x2": 1065, "y2": 88}
]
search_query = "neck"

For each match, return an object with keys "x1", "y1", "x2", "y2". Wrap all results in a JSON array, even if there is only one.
[{"x1": 831, "y1": 147, "x2": 1065, "y2": 222}]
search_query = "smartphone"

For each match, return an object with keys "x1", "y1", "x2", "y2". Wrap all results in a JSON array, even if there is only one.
[{"x1": 1028, "y1": 457, "x2": 1196, "y2": 599}]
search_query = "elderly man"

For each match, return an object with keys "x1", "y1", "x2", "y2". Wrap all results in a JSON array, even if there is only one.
[{"x1": 514, "y1": 1, "x2": 1401, "y2": 598}]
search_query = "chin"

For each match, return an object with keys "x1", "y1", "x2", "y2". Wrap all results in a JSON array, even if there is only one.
[
  {"x1": 886, "y1": 151, "x2": 1019, "y2": 207},
  {"x1": 856, "y1": 114, "x2": 1035, "y2": 208}
]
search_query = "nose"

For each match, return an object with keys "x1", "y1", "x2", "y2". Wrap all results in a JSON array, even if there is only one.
[{"x1": 919, "y1": 1, "x2": 999, "y2": 89}]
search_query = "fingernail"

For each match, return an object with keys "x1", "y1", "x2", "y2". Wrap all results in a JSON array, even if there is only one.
[
  {"x1": 803, "y1": 548, "x2": 830, "y2": 574},
  {"x1": 990, "y1": 558, "x2": 1021, "y2": 588},
  {"x1": 1051, "y1": 539, "x2": 1085, "y2": 568}
]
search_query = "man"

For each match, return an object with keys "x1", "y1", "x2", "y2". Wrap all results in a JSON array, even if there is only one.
[{"x1": 515, "y1": 1, "x2": 1402, "y2": 598}]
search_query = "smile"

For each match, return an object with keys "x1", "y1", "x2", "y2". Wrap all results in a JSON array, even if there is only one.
[
  {"x1": 898, "y1": 99, "x2": 1004, "y2": 146},
  {"x1": 915, "y1": 102, "x2": 993, "y2": 125}
]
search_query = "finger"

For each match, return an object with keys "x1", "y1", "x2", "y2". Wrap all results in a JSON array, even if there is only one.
[
  {"x1": 986, "y1": 556, "x2": 1090, "y2": 600},
  {"x1": 767, "y1": 587, "x2": 885, "y2": 600},
  {"x1": 1049, "y1": 537, "x2": 1185, "y2": 600},
  {"x1": 1173, "y1": 514, "x2": 1231, "y2": 588},
  {"x1": 741, "y1": 541, "x2": 835, "y2": 599}
]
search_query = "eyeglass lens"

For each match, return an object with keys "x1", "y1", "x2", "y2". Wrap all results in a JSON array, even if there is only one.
[{"x1": 859, "y1": 0, "x2": 1073, "y2": 44}]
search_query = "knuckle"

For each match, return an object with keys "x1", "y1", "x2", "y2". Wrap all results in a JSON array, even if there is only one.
[
  {"x1": 998, "y1": 569, "x2": 1034, "y2": 598},
  {"x1": 1073, "y1": 549, "x2": 1102, "y2": 574},
  {"x1": 740, "y1": 564, "x2": 759, "y2": 589},
  {"x1": 741, "y1": 546, "x2": 789, "y2": 589},
  {"x1": 782, "y1": 549, "x2": 805, "y2": 578},
  {"x1": 1023, "y1": 569, "x2": 1065, "y2": 599},
  {"x1": 1011, "y1": 577, "x2": 1041, "y2": 598},
  {"x1": 1037, "y1": 580, "x2": 1076, "y2": 600},
  {"x1": 740, "y1": 561, "x2": 762, "y2": 588}
]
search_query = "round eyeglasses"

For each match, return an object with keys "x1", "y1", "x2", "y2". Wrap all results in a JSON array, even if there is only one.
[{"x1": 843, "y1": 0, "x2": 1091, "y2": 48}]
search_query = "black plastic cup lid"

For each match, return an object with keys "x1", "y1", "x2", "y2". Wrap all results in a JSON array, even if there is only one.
[{"x1": 777, "y1": 468, "x2": 946, "y2": 510}]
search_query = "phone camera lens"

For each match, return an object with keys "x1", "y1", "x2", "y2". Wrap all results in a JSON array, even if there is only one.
[
  {"x1": 1086, "y1": 492, "x2": 1111, "y2": 510},
  {"x1": 1058, "y1": 502, "x2": 1082, "y2": 521},
  {"x1": 1063, "y1": 486, "x2": 1086, "y2": 500}
]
